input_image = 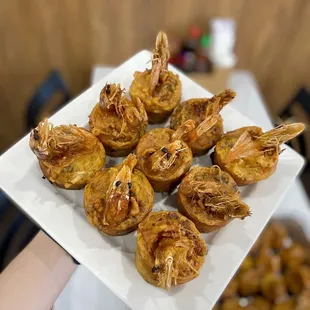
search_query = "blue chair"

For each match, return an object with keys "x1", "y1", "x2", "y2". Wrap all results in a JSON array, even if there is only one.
[
  {"x1": 27, "y1": 70, "x2": 71, "y2": 129},
  {"x1": 0, "y1": 70, "x2": 70, "y2": 271}
]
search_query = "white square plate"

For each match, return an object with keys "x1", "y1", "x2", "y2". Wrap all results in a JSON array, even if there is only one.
[{"x1": 0, "y1": 51, "x2": 305, "y2": 310}]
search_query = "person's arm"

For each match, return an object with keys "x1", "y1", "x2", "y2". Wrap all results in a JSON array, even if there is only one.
[{"x1": 0, "y1": 231, "x2": 77, "y2": 310}]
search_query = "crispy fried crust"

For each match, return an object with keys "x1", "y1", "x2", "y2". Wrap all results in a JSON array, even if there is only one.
[
  {"x1": 130, "y1": 70, "x2": 181, "y2": 123},
  {"x1": 84, "y1": 155, "x2": 154, "y2": 235},
  {"x1": 178, "y1": 166, "x2": 250, "y2": 232},
  {"x1": 89, "y1": 83, "x2": 148, "y2": 156},
  {"x1": 136, "y1": 211, "x2": 207, "y2": 289},
  {"x1": 170, "y1": 90, "x2": 236, "y2": 155},
  {"x1": 214, "y1": 126, "x2": 278, "y2": 185},
  {"x1": 89, "y1": 101, "x2": 147, "y2": 157},
  {"x1": 135, "y1": 128, "x2": 192, "y2": 192},
  {"x1": 214, "y1": 123, "x2": 305, "y2": 185},
  {"x1": 130, "y1": 32, "x2": 181, "y2": 124},
  {"x1": 171, "y1": 98, "x2": 223, "y2": 155},
  {"x1": 39, "y1": 128, "x2": 105, "y2": 189}
]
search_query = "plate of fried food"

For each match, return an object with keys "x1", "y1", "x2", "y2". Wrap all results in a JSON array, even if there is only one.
[
  {"x1": 213, "y1": 220, "x2": 310, "y2": 310},
  {"x1": 0, "y1": 32, "x2": 305, "y2": 310}
]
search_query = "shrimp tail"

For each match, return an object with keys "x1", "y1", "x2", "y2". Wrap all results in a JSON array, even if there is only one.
[
  {"x1": 131, "y1": 97, "x2": 148, "y2": 123},
  {"x1": 196, "y1": 114, "x2": 221, "y2": 137},
  {"x1": 171, "y1": 120, "x2": 196, "y2": 142},
  {"x1": 158, "y1": 256, "x2": 173, "y2": 290},
  {"x1": 223, "y1": 130, "x2": 262, "y2": 163},
  {"x1": 258, "y1": 123, "x2": 305, "y2": 148},
  {"x1": 120, "y1": 153, "x2": 138, "y2": 171},
  {"x1": 149, "y1": 31, "x2": 170, "y2": 95},
  {"x1": 206, "y1": 89, "x2": 236, "y2": 116}
]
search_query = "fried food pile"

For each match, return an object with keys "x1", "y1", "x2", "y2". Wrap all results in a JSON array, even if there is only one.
[
  {"x1": 178, "y1": 166, "x2": 251, "y2": 232},
  {"x1": 89, "y1": 83, "x2": 148, "y2": 156},
  {"x1": 214, "y1": 124, "x2": 305, "y2": 185},
  {"x1": 84, "y1": 154, "x2": 154, "y2": 235},
  {"x1": 130, "y1": 31, "x2": 181, "y2": 123},
  {"x1": 29, "y1": 118, "x2": 105, "y2": 189},
  {"x1": 213, "y1": 222, "x2": 310, "y2": 310},
  {"x1": 135, "y1": 123, "x2": 193, "y2": 192},
  {"x1": 171, "y1": 89, "x2": 236, "y2": 155},
  {"x1": 136, "y1": 211, "x2": 207, "y2": 290}
]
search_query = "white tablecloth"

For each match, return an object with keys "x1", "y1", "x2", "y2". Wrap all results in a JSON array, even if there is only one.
[{"x1": 54, "y1": 67, "x2": 310, "y2": 310}]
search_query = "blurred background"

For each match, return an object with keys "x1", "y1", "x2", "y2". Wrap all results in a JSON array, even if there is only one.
[
  {"x1": 1, "y1": 1, "x2": 310, "y2": 309},
  {"x1": 1, "y1": 0, "x2": 310, "y2": 152}
]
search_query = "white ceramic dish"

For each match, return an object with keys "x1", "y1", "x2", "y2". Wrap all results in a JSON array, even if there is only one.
[{"x1": 0, "y1": 50, "x2": 305, "y2": 310}]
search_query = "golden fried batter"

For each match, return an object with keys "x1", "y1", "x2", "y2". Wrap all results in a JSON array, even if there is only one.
[
  {"x1": 136, "y1": 211, "x2": 207, "y2": 290},
  {"x1": 129, "y1": 32, "x2": 181, "y2": 123},
  {"x1": 136, "y1": 124, "x2": 193, "y2": 192},
  {"x1": 29, "y1": 118, "x2": 105, "y2": 189},
  {"x1": 178, "y1": 166, "x2": 251, "y2": 233},
  {"x1": 214, "y1": 222, "x2": 310, "y2": 310},
  {"x1": 170, "y1": 90, "x2": 236, "y2": 155},
  {"x1": 89, "y1": 83, "x2": 148, "y2": 156},
  {"x1": 285, "y1": 265, "x2": 310, "y2": 294},
  {"x1": 261, "y1": 273, "x2": 286, "y2": 301},
  {"x1": 269, "y1": 222, "x2": 289, "y2": 250},
  {"x1": 214, "y1": 123, "x2": 305, "y2": 185},
  {"x1": 238, "y1": 269, "x2": 261, "y2": 297},
  {"x1": 280, "y1": 244, "x2": 306, "y2": 269},
  {"x1": 256, "y1": 247, "x2": 281, "y2": 273},
  {"x1": 252, "y1": 222, "x2": 289, "y2": 254},
  {"x1": 84, "y1": 154, "x2": 154, "y2": 235}
]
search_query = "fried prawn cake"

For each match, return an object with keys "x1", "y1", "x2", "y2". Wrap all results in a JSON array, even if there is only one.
[
  {"x1": 177, "y1": 166, "x2": 251, "y2": 233},
  {"x1": 214, "y1": 123, "x2": 305, "y2": 185},
  {"x1": 280, "y1": 243, "x2": 306, "y2": 269},
  {"x1": 285, "y1": 265, "x2": 310, "y2": 295},
  {"x1": 135, "y1": 122, "x2": 194, "y2": 192},
  {"x1": 251, "y1": 222, "x2": 289, "y2": 255},
  {"x1": 170, "y1": 89, "x2": 236, "y2": 155},
  {"x1": 136, "y1": 211, "x2": 207, "y2": 290},
  {"x1": 238, "y1": 268, "x2": 261, "y2": 296},
  {"x1": 89, "y1": 83, "x2": 148, "y2": 157},
  {"x1": 256, "y1": 247, "x2": 281, "y2": 273},
  {"x1": 29, "y1": 118, "x2": 105, "y2": 189},
  {"x1": 129, "y1": 32, "x2": 181, "y2": 124},
  {"x1": 84, "y1": 154, "x2": 154, "y2": 236},
  {"x1": 261, "y1": 273, "x2": 286, "y2": 302}
]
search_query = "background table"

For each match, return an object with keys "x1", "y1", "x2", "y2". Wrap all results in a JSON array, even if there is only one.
[{"x1": 54, "y1": 67, "x2": 310, "y2": 310}]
